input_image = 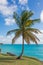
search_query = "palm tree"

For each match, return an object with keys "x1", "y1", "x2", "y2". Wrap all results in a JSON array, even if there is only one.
[{"x1": 7, "y1": 10, "x2": 41, "y2": 59}]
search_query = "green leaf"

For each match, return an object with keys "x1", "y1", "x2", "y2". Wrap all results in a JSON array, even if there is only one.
[
  {"x1": 21, "y1": 10, "x2": 33, "y2": 26},
  {"x1": 13, "y1": 12, "x2": 21, "y2": 28},
  {"x1": 12, "y1": 30, "x2": 21, "y2": 44},
  {"x1": 7, "y1": 29, "x2": 20, "y2": 35},
  {"x1": 24, "y1": 19, "x2": 40, "y2": 27}
]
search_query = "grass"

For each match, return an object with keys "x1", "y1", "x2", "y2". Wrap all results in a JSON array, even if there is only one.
[{"x1": 0, "y1": 53, "x2": 42, "y2": 65}]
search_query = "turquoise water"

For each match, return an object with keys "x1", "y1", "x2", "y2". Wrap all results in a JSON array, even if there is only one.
[{"x1": 0, "y1": 44, "x2": 43, "y2": 61}]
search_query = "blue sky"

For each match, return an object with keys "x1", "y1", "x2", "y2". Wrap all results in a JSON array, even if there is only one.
[{"x1": 0, "y1": 0, "x2": 43, "y2": 44}]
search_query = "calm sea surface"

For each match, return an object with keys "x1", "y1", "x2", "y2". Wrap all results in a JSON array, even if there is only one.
[{"x1": 0, "y1": 44, "x2": 43, "y2": 61}]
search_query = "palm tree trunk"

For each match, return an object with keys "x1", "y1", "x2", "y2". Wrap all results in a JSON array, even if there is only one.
[{"x1": 16, "y1": 33, "x2": 24, "y2": 59}]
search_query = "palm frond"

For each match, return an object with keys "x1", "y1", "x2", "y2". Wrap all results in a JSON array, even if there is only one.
[
  {"x1": 12, "y1": 30, "x2": 21, "y2": 44},
  {"x1": 7, "y1": 29, "x2": 19, "y2": 35},
  {"x1": 26, "y1": 28, "x2": 41, "y2": 34},
  {"x1": 24, "y1": 20, "x2": 32, "y2": 27},
  {"x1": 24, "y1": 19, "x2": 40, "y2": 27},
  {"x1": 21, "y1": 10, "x2": 33, "y2": 26},
  {"x1": 13, "y1": 12, "x2": 21, "y2": 28},
  {"x1": 26, "y1": 31, "x2": 40, "y2": 44},
  {"x1": 24, "y1": 33, "x2": 30, "y2": 44}
]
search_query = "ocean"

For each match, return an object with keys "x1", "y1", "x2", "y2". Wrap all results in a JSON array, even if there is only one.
[{"x1": 0, "y1": 44, "x2": 43, "y2": 61}]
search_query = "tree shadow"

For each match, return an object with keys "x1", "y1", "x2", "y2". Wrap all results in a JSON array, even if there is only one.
[{"x1": 0, "y1": 57, "x2": 25, "y2": 63}]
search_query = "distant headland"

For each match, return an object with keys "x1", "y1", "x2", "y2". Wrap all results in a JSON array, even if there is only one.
[{"x1": 0, "y1": 43, "x2": 3, "y2": 45}]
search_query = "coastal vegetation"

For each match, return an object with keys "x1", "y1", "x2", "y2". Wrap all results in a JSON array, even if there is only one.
[{"x1": 0, "y1": 53, "x2": 42, "y2": 65}]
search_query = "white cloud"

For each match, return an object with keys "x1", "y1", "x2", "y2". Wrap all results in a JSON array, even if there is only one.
[
  {"x1": 5, "y1": 17, "x2": 15, "y2": 25},
  {"x1": 0, "y1": 35, "x2": 11, "y2": 44},
  {"x1": 19, "y1": 5, "x2": 30, "y2": 11},
  {"x1": 0, "y1": 35, "x2": 14, "y2": 44},
  {"x1": 0, "y1": 4, "x2": 17, "y2": 25},
  {"x1": 19, "y1": 0, "x2": 28, "y2": 5},
  {"x1": 0, "y1": 35, "x2": 22, "y2": 44},
  {"x1": 0, "y1": 0, "x2": 17, "y2": 16},
  {"x1": 0, "y1": 0, "x2": 8, "y2": 5},
  {"x1": 0, "y1": 5, "x2": 17, "y2": 16},
  {"x1": 0, "y1": 0, "x2": 18, "y2": 26},
  {"x1": 40, "y1": 10, "x2": 43, "y2": 22}
]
